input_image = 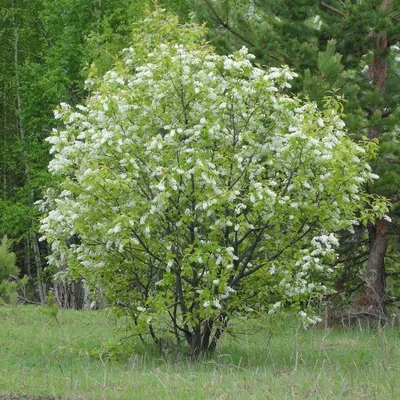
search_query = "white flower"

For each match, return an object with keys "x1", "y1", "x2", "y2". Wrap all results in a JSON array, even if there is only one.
[
  {"x1": 268, "y1": 301, "x2": 281, "y2": 314},
  {"x1": 383, "y1": 214, "x2": 392, "y2": 222},
  {"x1": 113, "y1": 223, "x2": 121, "y2": 233},
  {"x1": 166, "y1": 260, "x2": 173, "y2": 272},
  {"x1": 213, "y1": 299, "x2": 222, "y2": 309},
  {"x1": 157, "y1": 181, "x2": 165, "y2": 191}
]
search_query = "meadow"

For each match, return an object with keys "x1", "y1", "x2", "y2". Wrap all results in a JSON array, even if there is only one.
[{"x1": 0, "y1": 305, "x2": 399, "y2": 399}]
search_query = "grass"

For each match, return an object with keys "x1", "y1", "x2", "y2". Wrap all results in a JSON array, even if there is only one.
[{"x1": 0, "y1": 305, "x2": 399, "y2": 399}]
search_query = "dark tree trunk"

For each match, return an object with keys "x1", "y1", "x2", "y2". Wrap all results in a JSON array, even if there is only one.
[
  {"x1": 189, "y1": 325, "x2": 202, "y2": 360},
  {"x1": 363, "y1": 0, "x2": 392, "y2": 315},
  {"x1": 365, "y1": 219, "x2": 388, "y2": 313},
  {"x1": 185, "y1": 315, "x2": 229, "y2": 359},
  {"x1": 201, "y1": 320, "x2": 213, "y2": 353}
]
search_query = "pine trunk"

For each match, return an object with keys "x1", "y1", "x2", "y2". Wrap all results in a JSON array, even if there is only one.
[
  {"x1": 364, "y1": 0, "x2": 392, "y2": 314},
  {"x1": 365, "y1": 219, "x2": 388, "y2": 313}
]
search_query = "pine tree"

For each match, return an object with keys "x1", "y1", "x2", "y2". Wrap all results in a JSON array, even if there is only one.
[{"x1": 190, "y1": 0, "x2": 400, "y2": 315}]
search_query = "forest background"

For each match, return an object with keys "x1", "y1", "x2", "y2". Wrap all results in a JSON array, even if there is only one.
[{"x1": 1, "y1": 0, "x2": 400, "y2": 319}]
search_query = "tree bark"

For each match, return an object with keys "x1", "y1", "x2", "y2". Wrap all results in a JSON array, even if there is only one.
[
  {"x1": 82, "y1": 281, "x2": 91, "y2": 309},
  {"x1": 201, "y1": 320, "x2": 214, "y2": 353},
  {"x1": 364, "y1": 0, "x2": 392, "y2": 314},
  {"x1": 365, "y1": 219, "x2": 388, "y2": 311},
  {"x1": 32, "y1": 232, "x2": 46, "y2": 304},
  {"x1": 189, "y1": 325, "x2": 202, "y2": 360}
]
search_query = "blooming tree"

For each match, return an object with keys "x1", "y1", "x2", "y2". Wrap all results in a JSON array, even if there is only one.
[{"x1": 39, "y1": 12, "x2": 387, "y2": 357}]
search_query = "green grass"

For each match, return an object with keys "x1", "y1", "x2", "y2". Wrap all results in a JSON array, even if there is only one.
[{"x1": 0, "y1": 305, "x2": 399, "y2": 399}]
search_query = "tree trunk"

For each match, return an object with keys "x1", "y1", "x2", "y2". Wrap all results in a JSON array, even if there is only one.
[
  {"x1": 82, "y1": 281, "x2": 91, "y2": 309},
  {"x1": 364, "y1": 0, "x2": 392, "y2": 314},
  {"x1": 185, "y1": 315, "x2": 229, "y2": 358},
  {"x1": 365, "y1": 219, "x2": 388, "y2": 313},
  {"x1": 53, "y1": 278, "x2": 88, "y2": 309},
  {"x1": 32, "y1": 231, "x2": 46, "y2": 304},
  {"x1": 24, "y1": 238, "x2": 31, "y2": 280},
  {"x1": 189, "y1": 325, "x2": 202, "y2": 360},
  {"x1": 201, "y1": 320, "x2": 214, "y2": 353}
]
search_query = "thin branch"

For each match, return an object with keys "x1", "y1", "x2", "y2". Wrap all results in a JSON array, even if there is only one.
[
  {"x1": 383, "y1": 157, "x2": 400, "y2": 164},
  {"x1": 321, "y1": 1, "x2": 347, "y2": 19},
  {"x1": 130, "y1": 229, "x2": 162, "y2": 262},
  {"x1": 202, "y1": 0, "x2": 287, "y2": 63},
  {"x1": 364, "y1": 105, "x2": 392, "y2": 118},
  {"x1": 203, "y1": 0, "x2": 255, "y2": 48},
  {"x1": 386, "y1": 255, "x2": 400, "y2": 263},
  {"x1": 336, "y1": 252, "x2": 368, "y2": 265}
]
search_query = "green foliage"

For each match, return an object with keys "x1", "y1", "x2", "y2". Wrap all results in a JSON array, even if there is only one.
[
  {"x1": 1, "y1": 0, "x2": 182, "y2": 284},
  {"x1": 0, "y1": 236, "x2": 22, "y2": 303},
  {"x1": 85, "y1": 0, "x2": 190, "y2": 76},
  {"x1": 38, "y1": 291, "x2": 60, "y2": 326},
  {"x1": 0, "y1": 236, "x2": 17, "y2": 281}
]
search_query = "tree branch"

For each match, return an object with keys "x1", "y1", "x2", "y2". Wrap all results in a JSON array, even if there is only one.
[
  {"x1": 203, "y1": 0, "x2": 290, "y2": 63},
  {"x1": 203, "y1": 0, "x2": 255, "y2": 48},
  {"x1": 383, "y1": 157, "x2": 400, "y2": 164},
  {"x1": 321, "y1": 1, "x2": 347, "y2": 19}
]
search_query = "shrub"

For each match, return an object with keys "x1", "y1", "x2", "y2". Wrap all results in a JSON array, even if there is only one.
[{"x1": 39, "y1": 11, "x2": 387, "y2": 358}]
